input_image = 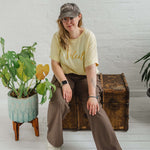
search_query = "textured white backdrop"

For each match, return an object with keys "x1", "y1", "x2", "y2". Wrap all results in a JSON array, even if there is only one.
[{"x1": 0, "y1": 0, "x2": 150, "y2": 103}]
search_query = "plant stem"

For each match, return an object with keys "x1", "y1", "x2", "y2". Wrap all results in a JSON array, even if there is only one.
[
  {"x1": 29, "y1": 80, "x2": 41, "y2": 94},
  {"x1": 27, "y1": 78, "x2": 34, "y2": 92},
  {"x1": 16, "y1": 80, "x2": 20, "y2": 87},
  {"x1": 10, "y1": 80, "x2": 18, "y2": 96}
]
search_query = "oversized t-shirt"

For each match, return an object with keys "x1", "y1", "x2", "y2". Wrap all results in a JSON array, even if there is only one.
[{"x1": 50, "y1": 28, "x2": 99, "y2": 75}]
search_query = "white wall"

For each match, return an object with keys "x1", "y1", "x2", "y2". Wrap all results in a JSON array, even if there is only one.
[{"x1": 0, "y1": 0, "x2": 150, "y2": 102}]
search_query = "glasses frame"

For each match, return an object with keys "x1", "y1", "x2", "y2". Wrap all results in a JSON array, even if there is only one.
[{"x1": 61, "y1": 17, "x2": 74, "y2": 23}]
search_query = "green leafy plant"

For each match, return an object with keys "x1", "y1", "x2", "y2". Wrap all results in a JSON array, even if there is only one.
[
  {"x1": 0, "y1": 37, "x2": 56, "y2": 104},
  {"x1": 134, "y1": 52, "x2": 150, "y2": 88}
]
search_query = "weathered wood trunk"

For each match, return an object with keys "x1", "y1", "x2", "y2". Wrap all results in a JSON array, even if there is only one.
[
  {"x1": 63, "y1": 73, "x2": 129, "y2": 131},
  {"x1": 101, "y1": 73, "x2": 129, "y2": 131}
]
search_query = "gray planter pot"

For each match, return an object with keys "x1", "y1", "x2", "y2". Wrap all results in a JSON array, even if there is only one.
[
  {"x1": 147, "y1": 88, "x2": 150, "y2": 97},
  {"x1": 8, "y1": 91, "x2": 38, "y2": 123}
]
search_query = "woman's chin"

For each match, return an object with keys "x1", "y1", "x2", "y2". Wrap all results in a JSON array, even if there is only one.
[{"x1": 66, "y1": 26, "x2": 74, "y2": 32}]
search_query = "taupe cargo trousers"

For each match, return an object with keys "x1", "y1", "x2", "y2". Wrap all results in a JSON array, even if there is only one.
[{"x1": 47, "y1": 73, "x2": 122, "y2": 150}]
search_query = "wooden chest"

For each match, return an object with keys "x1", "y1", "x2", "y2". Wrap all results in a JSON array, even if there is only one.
[
  {"x1": 62, "y1": 96, "x2": 90, "y2": 130},
  {"x1": 101, "y1": 73, "x2": 129, "y2": 131},
  {"x1": 63, "y1": 73, "x2": 129, "y2": 131}
]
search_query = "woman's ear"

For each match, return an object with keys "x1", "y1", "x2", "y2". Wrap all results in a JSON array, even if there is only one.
[{"x1": 78, "y1": 13, "x2": 82, "y2": 19}]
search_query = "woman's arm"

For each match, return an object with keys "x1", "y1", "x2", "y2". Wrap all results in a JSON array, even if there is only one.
[
  {"x1": 51, "y1": 59, "x2": 67, "y2": 83},
  {"x1": 51, "y1": 59, "x2": 72, "y2": 103},
  {"x1": 85, "y1": 64, "x2": 99, "y2": 116}
]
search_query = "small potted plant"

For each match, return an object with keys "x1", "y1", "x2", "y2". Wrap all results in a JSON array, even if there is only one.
[
  {"x1": 0, "y1": 37, "x2": 56, "y2": 123},
  {"x1": 134, "y1": 52, "x2": 150, "y2": 97}
]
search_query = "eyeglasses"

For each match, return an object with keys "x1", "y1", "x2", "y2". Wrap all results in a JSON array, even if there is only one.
[{"x1": 61, "y1": 17, "x2": 74, "y2": 23}]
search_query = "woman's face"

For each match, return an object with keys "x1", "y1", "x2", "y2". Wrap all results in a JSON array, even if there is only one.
[{"x1": 61, "y1": 14, "x2": 82, "y2": 32}]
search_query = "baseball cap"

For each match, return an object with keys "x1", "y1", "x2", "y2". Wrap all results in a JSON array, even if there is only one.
[{"x1": 58, "y1": 3, "x2": 81, "y2": 19}]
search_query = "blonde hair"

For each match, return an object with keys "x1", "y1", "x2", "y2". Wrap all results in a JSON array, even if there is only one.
[{"x1": 57, "y1": 16, "x2": 83, "y2": 50}]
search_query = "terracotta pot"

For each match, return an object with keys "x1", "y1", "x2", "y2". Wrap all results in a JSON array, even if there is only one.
[{"x1": 8, "y1": 91, "x2": 38, "y2": 123}]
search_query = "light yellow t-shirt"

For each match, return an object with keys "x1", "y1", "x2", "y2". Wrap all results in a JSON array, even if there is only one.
[{"x1": 50, "y1": 28, "x2": 99, "y2": 75}]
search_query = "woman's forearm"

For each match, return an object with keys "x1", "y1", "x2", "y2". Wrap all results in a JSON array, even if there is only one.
[
  {"x1": 51, "y1": 60, "x2": 67, "y2": 83},
  {"x1": 85, "y1": 64, "x2": 97, "y2": 96},
  {"x1": 51, "y1": 59, "x2": 72, "y2": 102}
]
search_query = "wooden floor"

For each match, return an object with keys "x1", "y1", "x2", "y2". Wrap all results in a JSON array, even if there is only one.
[{"x1": 0, "y1": 96, "x2": 150, "y2": 150}]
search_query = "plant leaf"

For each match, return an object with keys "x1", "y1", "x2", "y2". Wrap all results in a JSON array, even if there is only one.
[
  {"x1": 36, "y1": 82, "x2": 46, "y2": 95},
  {"x1": 45, "y1": 78, "x2": 56, "y2": 92},
  {"x1": 0, "y1": 57, "x2": 6, "y2": 69},
  {"x1": 36, "y1": 64, "x2": 49, "y2": 80},
  {"x1": 146, "y1": 70, "x2": 150, "y2": 88},
  {"x1": 141, "y1": 63, "x2": 150, "y2": 81},
  {"x1": 16, "y1": 60, "x2": 30, "y2": 82},
  {"x1": 0, "y1": 37, "x2": 5, "y2": 54},
  {"x1": 20, "y1": 42, "x2": 37, "y2": 59},
  {"x1": 139, "y1": 58, "x2": 150, "y2": 73},
  {"x1": 18, "y1": 55, "x2": 36, "y2": 79},
  {"x1": 135, "y1": 52, "x2": 150, "y2": 63},
  {"x1": 40, "y1": 94, "x2": 47, "y2": 104},
  {"x1": 1, "y1": 67, "x2": 10, "y2": 87}
]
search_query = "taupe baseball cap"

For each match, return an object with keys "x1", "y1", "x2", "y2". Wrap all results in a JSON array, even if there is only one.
[{"x1": 58, "y1": 3, "x2": 81, "y2": 19}]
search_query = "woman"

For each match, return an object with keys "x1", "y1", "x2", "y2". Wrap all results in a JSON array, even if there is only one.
[{"x1": 47, "y1": 3, "x2": 122, "y2": 150}]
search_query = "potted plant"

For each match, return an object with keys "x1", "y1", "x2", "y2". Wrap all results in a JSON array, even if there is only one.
[
  {"x1": 0, "y1": 37, "x2": 56, "y2": 123},
  {"x1": 134, "y1": 52, "x2": 150, "y2": 97}
]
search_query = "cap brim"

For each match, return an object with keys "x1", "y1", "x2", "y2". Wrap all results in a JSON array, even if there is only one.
[{"x1": 59, "y1": 11, "x2": 78, "y2": 19}]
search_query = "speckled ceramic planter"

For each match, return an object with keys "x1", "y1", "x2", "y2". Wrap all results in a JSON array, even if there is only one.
[{"x1": 8, "y1": 91, "x2": 38, "y2": 123}]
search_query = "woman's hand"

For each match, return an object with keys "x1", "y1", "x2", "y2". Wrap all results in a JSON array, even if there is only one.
[
  {"x1": 62, "y1": 84, "x2": 72, "y2": 103},
  {"x1": 87, "y1": 98, "x2": 99, "y2": 116}
]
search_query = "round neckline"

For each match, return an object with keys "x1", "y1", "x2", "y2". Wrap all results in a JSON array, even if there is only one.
[{"x1": 70, "y1": 28, "x2": 85, "y2": 42}]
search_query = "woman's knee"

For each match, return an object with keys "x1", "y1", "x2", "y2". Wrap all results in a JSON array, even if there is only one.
[
  {"x1": 50, "y1": 88, "x2": 64, "y2": 103},
  {"x1": 48, "y1": 87, "x2": 70, "y2": 113}
]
